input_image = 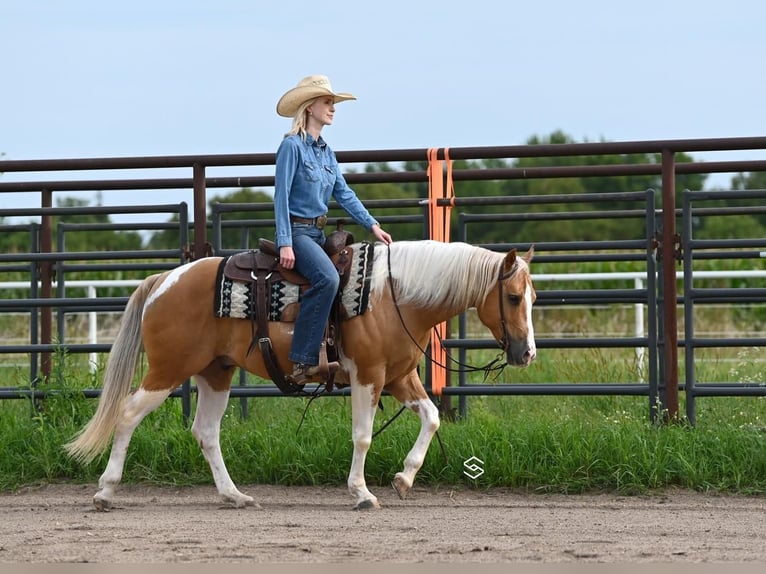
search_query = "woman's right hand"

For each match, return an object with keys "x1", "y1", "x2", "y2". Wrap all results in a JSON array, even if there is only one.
[{"x1": 279, "y1": 246, "x2": 296, "y2": 269}]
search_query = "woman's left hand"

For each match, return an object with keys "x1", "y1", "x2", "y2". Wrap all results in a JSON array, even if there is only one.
[{"x1": 371, "y1": 224, "x2": 392, "y2": 245}]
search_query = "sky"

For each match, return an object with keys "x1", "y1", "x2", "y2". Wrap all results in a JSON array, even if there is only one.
[{"x1": 1, "y1": 0, "x2": 765, "y2": 223}]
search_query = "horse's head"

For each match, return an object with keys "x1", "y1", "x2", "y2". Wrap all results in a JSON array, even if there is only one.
[{"x1": 477, "y1": 247, "x2": 536, "y2": 367}]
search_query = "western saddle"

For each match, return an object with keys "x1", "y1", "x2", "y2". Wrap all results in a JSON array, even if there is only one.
[{"x1": 221, "y1": 226, "x2": 355, "y2": 394}]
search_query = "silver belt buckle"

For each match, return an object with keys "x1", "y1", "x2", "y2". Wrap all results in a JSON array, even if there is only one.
[{"x1": 316, "y1": 214, "x2": 328, "y2": 229}]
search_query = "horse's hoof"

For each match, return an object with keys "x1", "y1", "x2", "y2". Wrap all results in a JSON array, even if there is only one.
[
  {"x1": 242, "y1": 497, "x2": 262, "y2": 510},
  {"x1": 93, "y1": 495, "x2": 111, "y2": 512},
  {"x1": 353, "y1": 498, "x2": 381, "y2": 511},
  {"x1": 221, "y1": 492, "x2": 259, "y2": 509},
  {"x1": 391, "y1": 474, "x2": 411, "y2": 499}
]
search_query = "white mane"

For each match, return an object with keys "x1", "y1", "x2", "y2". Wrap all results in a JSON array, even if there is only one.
[{"x1": 367, "y1": 240, "x2": 509, "y2": 309}]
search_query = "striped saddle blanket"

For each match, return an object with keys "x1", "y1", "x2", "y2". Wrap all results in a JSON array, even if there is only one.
[{"x1": 213, "y1": 241, "x2": 375, "y2": 322}]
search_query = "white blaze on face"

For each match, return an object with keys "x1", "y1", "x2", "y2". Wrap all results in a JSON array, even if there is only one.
[{"x1": 524, "y1": 282, "x2": 537, "y2": 362}]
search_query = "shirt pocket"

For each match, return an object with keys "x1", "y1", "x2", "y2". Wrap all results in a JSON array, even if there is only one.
[
  {"x1": 321, "y1": 164, "x2": 336, "y2": 185},
  {"x1": 301, "y1": 160, "x2": 321, "y2": 183}
]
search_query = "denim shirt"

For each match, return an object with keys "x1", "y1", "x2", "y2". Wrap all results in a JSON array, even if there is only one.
[{"x1": 274, "y1": 133, "x2": 379, "y2": 248}]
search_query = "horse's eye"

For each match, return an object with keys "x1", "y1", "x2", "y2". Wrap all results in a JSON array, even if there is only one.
[{"x1": 507, "y1": 294, "x2": 521, "y2": 305}]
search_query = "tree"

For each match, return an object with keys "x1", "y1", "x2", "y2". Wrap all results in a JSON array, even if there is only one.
[
  {"x1": 350, "y1": 175, "x2": 423, "y2": 240},
  {"x1": 731, "y1": 171, "x2": 766, "y2": 191},
  {"x1": 148, "y1": 187, "x2": 276, "y2": 251},
  {"x1": 483, "y1": 131, "x2": 709, "y2": 244},
  {"x1": 693, "y1": 170, "x2": 766, "y2": 238},
  {"x1": 0, "y1": 218, "x2": 35, "y2": 254},
  {"x1": 211, "y1": 187, "x2": 275, "y2": 250},
  {"x1": 1, "y1": 196, "x2": 144, "y2": 254},
  {"x1": 54, "y1": 197, "x2": 143, "y2": 252}
]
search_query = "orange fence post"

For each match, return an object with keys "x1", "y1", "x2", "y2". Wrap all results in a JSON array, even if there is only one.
[{"x1": 427, "y1": 148, "x2": 455, "y2": 395}]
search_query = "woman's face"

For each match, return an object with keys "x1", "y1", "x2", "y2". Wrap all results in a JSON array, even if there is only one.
[{"x1": 307, "y1": 97, "x2": 335, "y2": 127}]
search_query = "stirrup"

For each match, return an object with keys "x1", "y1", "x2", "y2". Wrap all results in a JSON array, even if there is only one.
[{"x1": 288, "y1": 361, "x2": 340, "y2": 384}]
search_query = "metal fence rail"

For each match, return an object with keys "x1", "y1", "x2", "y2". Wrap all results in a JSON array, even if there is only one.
[{"x1": 2, "y1": 137, "x2": 766, "y2": 422}]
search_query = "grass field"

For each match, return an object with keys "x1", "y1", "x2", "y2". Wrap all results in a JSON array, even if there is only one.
[
  {"x1": 1, "y1": 260, "x2": 765, "y2": 494},
  {"x1": 1, "y1": 344, "x2": 764, "y2": 495}
]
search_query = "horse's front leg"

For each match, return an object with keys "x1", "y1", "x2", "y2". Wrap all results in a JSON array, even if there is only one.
[
  {"x1": 348, "y1": 379, "x2": 383, "y2": 510},
  {"x1": 387, "y1": 370, "x2": 440, "y2": 499}
]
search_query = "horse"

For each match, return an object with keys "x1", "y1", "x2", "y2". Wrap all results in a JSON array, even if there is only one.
[{"x1": 65, "y1": 239, "x2": 536, "y2": 511}]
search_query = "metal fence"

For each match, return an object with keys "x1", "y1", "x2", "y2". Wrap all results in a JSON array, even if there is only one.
[
  {"x1": 2, "y1": 136, "x2": 766, "y2": 422},
  {"x1": 680, "y1": 188, "x2": 766, "y2": 424}
]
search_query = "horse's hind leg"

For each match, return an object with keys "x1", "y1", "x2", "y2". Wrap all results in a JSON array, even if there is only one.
[
  {"x1": 192, "y1": 365, "x2": 256, "y2": 509},
  {"x1": 94, "y1": 385, "x2": 172, "y2": 511},
  {"x1": 348, "y1": 378, "x2": 384, "y2": 510},
  {"x1": 386, "y1": 370, "x2": 440, "y2": 500}
]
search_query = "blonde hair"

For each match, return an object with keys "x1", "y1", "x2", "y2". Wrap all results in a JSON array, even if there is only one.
[{"x1": 285, "y1": 97, "x2": 318, "y2": 140}]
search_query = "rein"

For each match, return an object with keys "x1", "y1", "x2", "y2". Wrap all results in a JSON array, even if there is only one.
[{"x1": 385, "y1": 245, "x2": 518, "y2": 381}]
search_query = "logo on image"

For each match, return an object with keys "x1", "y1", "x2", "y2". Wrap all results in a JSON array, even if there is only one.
[{"x1": 462, "y1": 456, "x2": 485, "y2": 480}]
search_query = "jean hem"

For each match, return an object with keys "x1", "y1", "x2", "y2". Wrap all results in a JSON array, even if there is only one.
[{"x1": 288, "y1": 354, "x2": 318, "y2": 366}]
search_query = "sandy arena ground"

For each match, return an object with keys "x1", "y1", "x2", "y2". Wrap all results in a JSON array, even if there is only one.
[{"x1": 0, "y1": 483, "x2": 764, "y2": 564}]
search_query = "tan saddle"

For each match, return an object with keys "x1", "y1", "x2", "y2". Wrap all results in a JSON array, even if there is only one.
[{"x1": 221, "y1": 226, "x2": 355, "y2": 394}]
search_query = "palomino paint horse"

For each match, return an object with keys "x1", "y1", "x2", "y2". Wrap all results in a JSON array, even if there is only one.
[{"x1": 66, "y1": 240, "x2": 536, "y2": 511}]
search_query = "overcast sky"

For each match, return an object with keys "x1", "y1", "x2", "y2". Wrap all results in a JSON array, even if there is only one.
[{"x1": 2, "y1": 0, "x2": 765, "y2": 221}]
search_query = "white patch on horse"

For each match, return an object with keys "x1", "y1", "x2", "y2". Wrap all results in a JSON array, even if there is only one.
[
  {"x1": 144, "y1": 259, "x2": 206, "y2": 314},
  {"x1": 348, "y1": 378, "x2": 380, "y2": 509},
  {"x1": 392, "y1": 397, "x2": 440, "y2": 498},
  {"x1": 94, "y1": 387, "x2": 170, "y2": 510},
  {"x1": 524, "y1": 280, "x2": 537, "y2": 363},
  {"x1": 192, "y1": 375, "x2": 255, "y2": 508}
]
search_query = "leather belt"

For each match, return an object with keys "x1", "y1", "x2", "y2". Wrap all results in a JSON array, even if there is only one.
[{"x1": 290, "y1": 214, "x2": 328, "y2": 229}]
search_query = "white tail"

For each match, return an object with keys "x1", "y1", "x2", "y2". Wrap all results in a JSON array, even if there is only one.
[{"x1": 64, "y1": 274, "x2": 161, "y2": 463}]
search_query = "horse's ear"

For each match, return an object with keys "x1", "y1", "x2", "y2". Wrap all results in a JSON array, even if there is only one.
[
  {"x1": 523, "y1": 245, "x2": 535, "y2": 264},
  {"x1": 504, "y1": 249, "x2": 518, "y2": 274}
]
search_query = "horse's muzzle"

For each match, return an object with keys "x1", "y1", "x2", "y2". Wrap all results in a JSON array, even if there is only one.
[{"x1": 507, "y1": 339, "x2": 536, "y2": 367}]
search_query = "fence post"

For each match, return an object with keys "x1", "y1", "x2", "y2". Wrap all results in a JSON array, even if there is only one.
[
  {"x1": 40, "y1": 189, "x2": 53, "y2": 380},
  {"x1": 192, "y1": 163, "x2": 208, "y2": 260},
  {"x1": 682, "y1": 189, "x2": 697, "y2": 425},
  {"x1": 660, "y1": 149, "x2": 679, "y2": 421}
]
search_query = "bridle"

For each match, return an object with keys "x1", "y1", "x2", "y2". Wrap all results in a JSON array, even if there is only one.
[
  {"x1": 386, "y1": 246, "x2": 523, "y2": 378},
  {"x1": 496, "y1": 258, "x2": 521, "y2": 354}
]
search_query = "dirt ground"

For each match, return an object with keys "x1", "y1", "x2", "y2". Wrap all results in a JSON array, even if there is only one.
[{"x1": 0, "y1": 483, "x2": 764, "y2": 565}]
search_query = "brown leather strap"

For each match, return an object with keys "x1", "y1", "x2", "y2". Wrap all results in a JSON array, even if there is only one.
[
  {"x1": 290, "y1": 214, "x2": 327, "y2": 229},
  {"x1": 248, "y1": 268, "x2": 302, "y2": 394},
  {"x1": 258, "y1": 338, "x2": 301, "y2": 394}
]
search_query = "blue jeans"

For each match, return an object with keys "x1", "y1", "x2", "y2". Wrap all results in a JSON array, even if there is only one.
[{"x1": 288, "y1": 224, "x2": 340, "y2": 365}]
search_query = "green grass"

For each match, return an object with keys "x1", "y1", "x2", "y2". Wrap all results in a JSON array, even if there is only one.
[
  {"x1": 1, "y1": 256, "x2": 765, "y2": 494},
  {"x1": 1, "y1": 367, "x2": 765, "y2": 494}
]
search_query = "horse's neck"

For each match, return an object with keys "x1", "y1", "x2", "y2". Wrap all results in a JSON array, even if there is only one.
[{"x1": 378, "y1": 242, "x2": 492, "y2": 315}]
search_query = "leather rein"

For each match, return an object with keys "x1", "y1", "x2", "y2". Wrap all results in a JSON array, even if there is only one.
[{"x1": 386, "y1": 245, "x2": 521, "y2": 378}]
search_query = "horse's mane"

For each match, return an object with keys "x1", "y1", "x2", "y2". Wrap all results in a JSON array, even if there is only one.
[{"x1": 367, "y1": 240, "x2": 507, "y2": 309}]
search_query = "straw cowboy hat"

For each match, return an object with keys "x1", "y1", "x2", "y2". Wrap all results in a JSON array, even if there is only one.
[{"x1": 276, "y1": 75, "x2": 356, "y2": 118}]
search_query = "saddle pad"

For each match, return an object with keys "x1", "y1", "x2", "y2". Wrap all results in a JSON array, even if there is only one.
[{"x1": 213, "y1": 241, "x2": 375, "y2": 321}]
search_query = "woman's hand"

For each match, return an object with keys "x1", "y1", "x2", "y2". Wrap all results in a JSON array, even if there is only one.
[
  {"x1": 279, "y1": 245, "x2": 296, "y2": 269},
  {"x1": 371, "y1": 224, "x2": 393, "y2": 245}
]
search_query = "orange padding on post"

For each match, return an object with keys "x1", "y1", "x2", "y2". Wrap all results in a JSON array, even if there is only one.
[{"x1": 426, "y1": 148, "x2": 455, "y2": 396}]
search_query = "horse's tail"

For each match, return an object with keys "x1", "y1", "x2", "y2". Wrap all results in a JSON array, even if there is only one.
[{"x1": 64, "y1": 273, "x2": 163, "y2": 464}]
